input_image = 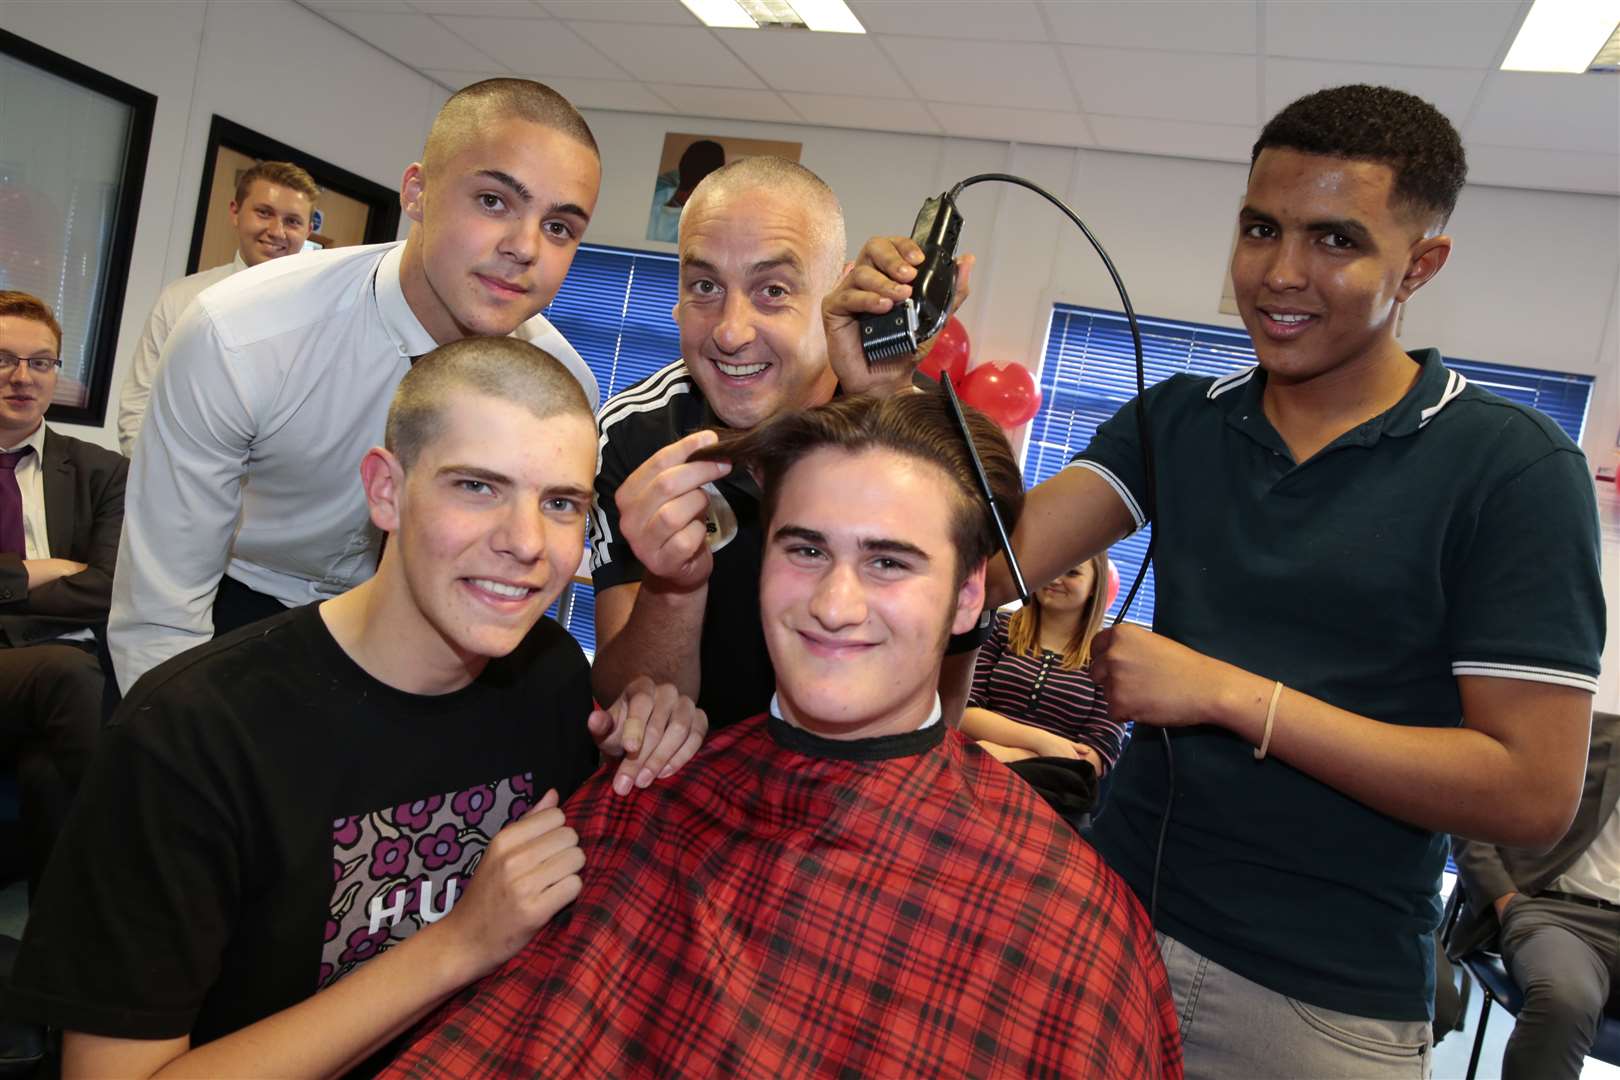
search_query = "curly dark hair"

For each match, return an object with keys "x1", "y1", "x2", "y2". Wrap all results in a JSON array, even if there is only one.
[{"x1": 1252, "y1": 84, "x2": 1467, "y2": 226}]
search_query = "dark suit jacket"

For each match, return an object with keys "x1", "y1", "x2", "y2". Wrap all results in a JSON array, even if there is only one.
[
  {"x1": 0, "y1": 427, "x2": 128, "y2": 648},
  {"x1": 1449, "y1": 710, "x2": 1620, "y2": 958}
]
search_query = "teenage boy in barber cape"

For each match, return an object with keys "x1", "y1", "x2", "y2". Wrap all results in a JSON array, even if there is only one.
[
  {"x1": 948, "y1": 85, "x2": 1603, "y2": 1078},
  {"x1": 8, "y1": 339, "x2": 705, "y2": 1079}
]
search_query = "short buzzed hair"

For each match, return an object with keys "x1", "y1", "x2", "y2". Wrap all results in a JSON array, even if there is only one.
[
  {"x1": 386, "y1": 337, "x2": 592, "y2": 470},
  {"x1": 1253, "y1": 84, "x2": 1467, "y2": 227},
  {"x1": 423, "y1": 78, "x2": 598, "y2": 177},
  {"x1": 234, "y1": 161, "x2": 319, "y2": 207},
  {"x1": 0, "y1": 291, "x2": 63, "y2": 352},
  {"x1": 680, "y1": 156, "x2": 847, "y2": 280}
]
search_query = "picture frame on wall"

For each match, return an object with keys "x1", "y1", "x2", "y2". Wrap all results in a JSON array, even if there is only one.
[
  {"x1": 187, "y1": 115, "x2": 402, "y2": 276},
  {"x1": 0, "y1": 28, "x2": 155, "y2": 427}
]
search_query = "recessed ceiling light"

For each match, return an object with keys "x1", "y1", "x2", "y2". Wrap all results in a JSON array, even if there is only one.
[
  {"x1": 1501, "y1": 0, "x2": 1620, "y2": 73},
  {"x1": 681, "y1": 0, "x2": 865, "y2": 33}
]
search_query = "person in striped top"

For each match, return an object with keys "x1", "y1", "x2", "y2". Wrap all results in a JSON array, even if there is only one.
[{"x1": 963, "y1": 553, "x2": 1123, "y2": 776}]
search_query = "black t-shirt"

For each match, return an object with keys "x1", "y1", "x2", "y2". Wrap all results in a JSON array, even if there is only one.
[
  {"x1": 590, "y1": 360, "x2": 774, "y2": 729},
  {"x1": 7, "y1": 603, "x2": 599, "y2": 1046}
]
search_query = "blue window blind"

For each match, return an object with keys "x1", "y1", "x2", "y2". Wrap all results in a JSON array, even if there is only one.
[
  {"x1": 1026, "y1": 303, "x2": 1595, "y2": 628},
  {"x1": 542, "y1": 244, "x2": 683, "y2": 653},
  {"x1": 543, "y1": 243, "x2": 682, "y2": 401}
]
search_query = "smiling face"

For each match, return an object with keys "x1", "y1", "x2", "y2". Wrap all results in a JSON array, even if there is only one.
[
  {"x1": 400, "y1": 116, "x2": 600, "y2": 345},
  {"x1": 372, "y1": 393, "x2": 596, "y2": 667},
  {"x1": 1037, "y1": 561, "x2": 1095, "y2": 616},
  {"x1": 0, "y1": 314, "x2": 59, "y2": 445},
  {"x1": 229, "y1": 179, "x2": 314, "y2": 267},
  {"x1": 760, "y1": 447, "x2": 984, "y2": 739},
  {"x1": 676, "y1": 184, "x2": 840, "y2": 430},
  {"x1": 1231, "y1": 147, "x2": 1450, "y2": 386}
]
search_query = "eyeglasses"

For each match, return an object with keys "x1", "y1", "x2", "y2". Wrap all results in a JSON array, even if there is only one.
[
  {"x1": 0, "y1": 352, "x2": 62, "y2": 376},
  {"x1": 939, "y1": 375, "x2": 1030, "y2": 605}
]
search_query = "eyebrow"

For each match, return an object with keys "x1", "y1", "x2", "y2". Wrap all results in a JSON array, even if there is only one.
[
  {"x1": 544, "y1": 484, "x2": 593, "y2": 501},
  {"x1": 772, "y1": 524, "x2": 931, "y2": 563},
  {"x1": 749, "y1": 251, "x2": 804, "y2": 277},
  {"x1": 438, "y1": 464, "x2": 513, "y2": 486}
]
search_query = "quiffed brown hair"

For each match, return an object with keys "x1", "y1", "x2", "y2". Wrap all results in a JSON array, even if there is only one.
[
  {"x1": 693, "y1": 390, "x2": 1024, "y2": 584},
  {"x1": 233, "y1": 161, "x2": 320, "y2": 207},
  {"x1": 0, "y1": 290, "x2": 63, "y2": 352},
  {"x1": 386, "y1": 336, "x2": 591, "y2": 470}
]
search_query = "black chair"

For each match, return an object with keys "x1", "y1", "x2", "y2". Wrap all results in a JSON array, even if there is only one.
[{"x1": 1440, "y1": 878, "x2": 1620, "y2": 1079}]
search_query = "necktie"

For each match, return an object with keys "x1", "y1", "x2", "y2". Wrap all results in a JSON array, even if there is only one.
[{"x1": 0, "y1": 447, "x2": 33, "y2": 557}]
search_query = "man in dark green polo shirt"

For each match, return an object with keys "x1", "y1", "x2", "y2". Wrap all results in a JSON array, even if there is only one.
[{"x1": 921, "y1": 85, "x2": 1603, "y2": 1078}]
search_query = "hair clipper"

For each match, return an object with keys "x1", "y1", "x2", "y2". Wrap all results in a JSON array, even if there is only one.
[{"x1": 858, "y1": 192, "x2": 963, "y2": 364}]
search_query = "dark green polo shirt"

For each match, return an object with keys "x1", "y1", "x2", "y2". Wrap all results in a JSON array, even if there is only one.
[{"x1": 1082, "y1": 348, "x2": 1605, "y2": 1021}]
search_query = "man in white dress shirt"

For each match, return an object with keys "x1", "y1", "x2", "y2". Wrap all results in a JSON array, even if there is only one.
[
  {"x1": 116, "y1": 161, "x2": 319, "y2": 453},
  {"x1": 109, "y1": 78, "x2": 602, "y2": 692}
]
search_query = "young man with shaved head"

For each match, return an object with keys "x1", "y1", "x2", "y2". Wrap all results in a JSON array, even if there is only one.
[
  {"x1": 10, "y1": 339, "x2": 705, "y2": 1078},
  {"x1": 117, "y1": 160, "x2": 320, "y2": 453},
  {"x1": 110, "y1": 78, "x2": 603, "y2": 691},
  {"x1": 589, "y1": 156, "x2": 970, "y2": 732}
]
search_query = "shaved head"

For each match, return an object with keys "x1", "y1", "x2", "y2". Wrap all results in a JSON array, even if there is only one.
[
  {"x1": 423, "y1": 78, "x2": 598, "y2": 178},
  {"x1": 680, "y1": 156, "x2": 846, "y2": 282}
]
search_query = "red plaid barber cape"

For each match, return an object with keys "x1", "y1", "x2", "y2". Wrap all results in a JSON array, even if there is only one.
[{"x1": 385, "y1": 714, "x2": 1182, "y2": 1078}]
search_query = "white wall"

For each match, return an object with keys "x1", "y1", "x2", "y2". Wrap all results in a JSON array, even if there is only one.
[{"x1": 3, "y1": 0, "x2": 450, "y2": 451}]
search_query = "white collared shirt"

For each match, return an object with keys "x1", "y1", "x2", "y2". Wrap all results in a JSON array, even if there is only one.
[
  {"x1": 117, "y1": 252, "x2": 247, "y2": 454},
  {"x1": 109, "y1": 241, "x2": 597, "y2": 691},
  {"x1": 2, "y1": 421, "x2": 92, "y2": 643},
  {"x1": 1550, "y1": 804, "x2": 1620, "y2": 904}
]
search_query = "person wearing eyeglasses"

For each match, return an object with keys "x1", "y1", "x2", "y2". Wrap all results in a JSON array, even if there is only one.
[
  {"x1": 589, "y1": 155, "x2": 972, "y2": 737},
  {"x1": 115, "y1": 160, "x2": 321, "y2": 455},
  {"x1": 0, "y1": 291, "x2": 127, "y2": 897},
  {"x1": 382, "y1": 390, "x2": 1182, "y2": 1080}
]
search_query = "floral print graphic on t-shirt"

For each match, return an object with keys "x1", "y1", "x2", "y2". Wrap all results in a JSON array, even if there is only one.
[{"x1": 319, "y1": 772, "x2": 538, "y2": 989}]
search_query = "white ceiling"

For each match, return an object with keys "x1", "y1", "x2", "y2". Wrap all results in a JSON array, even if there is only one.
[{"x1": 299, "y1": 0, "x2": 1620, "y2": 196}]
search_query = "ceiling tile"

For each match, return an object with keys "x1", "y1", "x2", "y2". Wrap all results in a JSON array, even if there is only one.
[
  {"x1": 572, "y1": 23, "x2": 765, "y2": 88},
  {"x1": 421, "y1": 67, "x2": 509, "y2": 89},
  {"x1": 783, "y1": 92, "x2": 940, "y2": 133},
  {"x1": 540, "y1": 0, "x2": 698, "y2": 24},
  {"x1": 1467, "y1": 143, "x2": 1620, "y2": 196},
  {"x1": 1088, "y1": 114, "x2": 1255, "y2": 162},
  {"x1": 1062, "y1": 46, "x2": 1259, "y2": 125},
  {"x1": 926, "y1": 102, "x2": 1092, "y2": 147},
  {"x1": 1265, "y1": 59, "x2": 1486, "y2": 128},
  {"x1": 883, "y1": 37, "x2": 1076, "y2": 110},
  {"x1": 318, "y1": 11, "x2": 502, "y2": 68},
  {"x1": 714, "y1": 29, "x2": 913, "y2": 97},
  {"x1": 1043, "y1": 1, "x2": 1258, "y2": 54},
  {"x1": 435, "y1": 14, "x2": 627, "y2": 78},
  {"x1": 645, "y1": 83, "x2": 801, "y2": 123},
  {"x1": 540, "y1": 75, "x2": 676, "y2": 113},
  {"x1": 409, "y1": 0, "x2": 546, "y2": 15},
  {"x1": 850, "y1": 1, "x2": 1048, "y2": 42},
  {"x1": 302, "y1": 1, "x2": 416, "y2": 12},
  {"x1": 1467, "y1": 71, "x2": 1620, "y2": 156},
  {"x1": 1263, "y1": 1, "x2": 1523, "y2": 68}
]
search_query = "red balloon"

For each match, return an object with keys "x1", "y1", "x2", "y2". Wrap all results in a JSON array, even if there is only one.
[
  {"x1": 1104, "y1": 558, "x2": 1120, "y2": 608},
  {"x1": 919, "y1": 316, "x2": 971, "y2": 386},
  {"x1": 957, "y1": 361, "x2": 1041, "y2": 428}
]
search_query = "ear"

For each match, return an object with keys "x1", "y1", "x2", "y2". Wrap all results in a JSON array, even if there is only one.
[
  {"x1": 360, "y1": 447, "x2": 406, "y2": 534},
  {"x1": 671, "y1": 300, "x2": 680, "y2": 325},
  {"x1": 1396, "y1": 234, "x2": 1452, "y2": 302},
  {"x1": 952, "y1": 559, "x2": 988, "y2": 636},
  {"x1": 227, "y1": 200, "x2": 241, "y2": 226},
  {"x1": 400, "y1": 163, "x2": 426, "y2": 224}
]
